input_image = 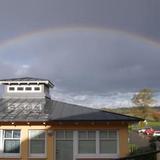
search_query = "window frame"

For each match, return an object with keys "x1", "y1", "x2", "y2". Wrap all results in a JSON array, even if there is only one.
[
  {"x1": 29, "y1": 129, "x2": 47, "y2": 158},
  {"x1": 17, "y1": 87, "x2": 24, "y2": 91},
  {"x1": 7, "y1": 85, "x2": 42, "y2": 93},
  {"x1": 56, "y1": 130, "x2": 73, "y2": 140},
  {"x1": 25, "y1": 87, "x2": 32, "y2": 91},
  {"x1": 76, "y1": 130, "x2": 119, "y2": 159},
  {"x1": 55, "y1": 130, "x2": 119, "y2": 160},
  {"x1": 78, "y1": 131, "x2": 96, "y2": 154},
  {"x1": 8, "y1": 87, "x2": 15, "y2": 91},
  {"x1": 34, "y1": 86, "x2": 41, "y2": 91},
  {"x1": 99, "y1": 130, "x2": 118, "y2": 154},
  {"x1": 0, "y1": 130, "x2": 21, "y2": 157},
  {"x1": 55, "y1": 130, "x2": 74, "y2": 160}
]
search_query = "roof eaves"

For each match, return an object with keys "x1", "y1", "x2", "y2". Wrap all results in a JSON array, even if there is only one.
[
  {"x1": 0, "y1": 78, "x2": 54, "y2": 88},
  {"x1": 100, "y1": 110, "x2": 144, "y2": 121}
]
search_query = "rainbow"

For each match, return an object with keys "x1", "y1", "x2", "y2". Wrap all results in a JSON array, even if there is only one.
[{"x1": 0, "y1": 27, "x2": 160, "y2": 49}]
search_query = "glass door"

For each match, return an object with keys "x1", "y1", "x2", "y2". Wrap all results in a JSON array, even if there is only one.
[
  {"x1": 56, "y1": 140, "x2": 73, "y2": 160},
  {"x1": 56, "y1": 130, "x2": 73, "y2": 160}
]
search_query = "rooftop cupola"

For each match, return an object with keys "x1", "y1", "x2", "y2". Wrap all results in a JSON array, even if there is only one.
[{"x1": 0, "y1": 77, "x2": 54, "y2": 99}]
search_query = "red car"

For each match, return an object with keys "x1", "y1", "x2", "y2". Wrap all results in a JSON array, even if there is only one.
[{"x1": 144, "y1": 128, "x2": 154, "y2": 135}]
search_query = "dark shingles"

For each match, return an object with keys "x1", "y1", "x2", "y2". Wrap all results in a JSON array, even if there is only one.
[
  {"x1": 0, "y1": 98, "x2": 142, "y2": 122},
  {"x1": 49, "y1": 100, "x2": 142, "y2": 122}
]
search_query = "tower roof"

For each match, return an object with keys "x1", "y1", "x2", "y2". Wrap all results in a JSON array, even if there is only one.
[{"x1": 0, "y1": 77, "x2": 54, "y2": 88}]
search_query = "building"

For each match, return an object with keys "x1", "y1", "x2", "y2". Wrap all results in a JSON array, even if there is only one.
[{"x1": 0, "y1": 77, "x2": 141, "y2": 160}]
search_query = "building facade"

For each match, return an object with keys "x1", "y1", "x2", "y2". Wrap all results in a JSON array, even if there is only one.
[{"x1": 0, "y1": 77, "x2": 141, "y2": 160}]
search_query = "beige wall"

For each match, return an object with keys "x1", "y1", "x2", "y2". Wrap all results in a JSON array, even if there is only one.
[{"x1": 0, "y1": 122, "x2": 129, "y2": 160}]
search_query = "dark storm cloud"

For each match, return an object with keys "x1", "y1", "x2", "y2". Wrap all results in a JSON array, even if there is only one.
[
  {"x1": 1, "y1": 30, "x2": 159, "y2": 94},
  {"x1": 0, "y1": 0, "x2": 159, "y2": 107},
  {"x1": 0, "y1": 0, "x2": 159, "y2": 41},
  {"x1": 0, "y1": 62, "x2": 16, "y2": 78}
]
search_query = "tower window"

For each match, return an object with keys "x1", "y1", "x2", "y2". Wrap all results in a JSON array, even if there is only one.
[
  {"x1": 25, "y1": 87, "x2": 32, "y2": 91},
  {"x1": 17, "y1": 87, "x2": 24, "y2": 91},
  {"x1": 7, "y1": 85, "x2": 42, "y2": 93},
  {"x1": 34, "y1": 87, "x2": 40, "y2": 91},
  {"x1": 9, "y1": 87, "x2": 15, "y2": 91}
]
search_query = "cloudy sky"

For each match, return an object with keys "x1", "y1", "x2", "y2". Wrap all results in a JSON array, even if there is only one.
[{"x1": 0, "y1": 0, "x2": 160, "y2": 108}]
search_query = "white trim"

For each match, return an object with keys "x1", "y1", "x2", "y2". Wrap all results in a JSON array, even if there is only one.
[
  {"x1": 0, "y1": 129, "x2": 21, "y2": 158},
  {"x1": 98, "y1": 130, "x2": 118, "y2": 154},
  {"x1": 0, "y1": 130, "x2": 3, "y2": 154},
  {"x1": 78, "y1": 131, "x2": 96, "y2": 154},
  {"x1": 0, "y1": 80, "x2": 54, "y2": 88},
  {"x1": 29, "y1": 129, "x2": 47, "y2": 158},
  {"x1": 73, "y1": 131, "x2": 78, "y2": 160},
  {"x1": 75, "y1": 154, "x2": 119, "y2": 159},
  {"x1": 7, "y1": 85, "x2": 42, "y2": 93},
  {"x1": 96, "y1": 130, "x2": 99, "y2": 154}
]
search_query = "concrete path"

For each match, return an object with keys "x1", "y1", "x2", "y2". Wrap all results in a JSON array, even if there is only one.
[
  {"x1": 129, "y1": 131, "x2": 160, "y2": 160},
  {"x1": 129, "y1": 131, "x2": 149, "y2": 148}
]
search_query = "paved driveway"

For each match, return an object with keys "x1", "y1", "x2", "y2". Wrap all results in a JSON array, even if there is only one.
[
  {"x1": 129, "y1": 131, "x2": 160, "y2": 160},
  {"x1": 129, "y1": 131, "x2": 149, "y2": 148}
]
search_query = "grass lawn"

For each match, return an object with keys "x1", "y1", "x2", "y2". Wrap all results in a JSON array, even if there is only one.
[{"x1": 148, "y1": 121, "x2": 160, "y2": 130}]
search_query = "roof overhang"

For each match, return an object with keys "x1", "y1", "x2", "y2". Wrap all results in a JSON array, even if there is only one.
[{"x1": 0, "y1": 80, "x2": 54, "y2": 88}]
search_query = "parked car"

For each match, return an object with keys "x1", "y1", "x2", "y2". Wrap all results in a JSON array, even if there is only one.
[
  {"x1": 153, "y1": 131, "x2": 160, "y2": 137},
  {"x1": 138, "y1": 127, "x2": 152, "y2": 134},
  {"x1": 144, "y1": 128, "x2": 154, "y2": 135},
  {"x1": 138, "y1": 128, "x2": 147, "y2": 133}
]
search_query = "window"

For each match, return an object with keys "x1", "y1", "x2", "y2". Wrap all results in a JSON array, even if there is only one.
[
  {"x1": 99, "y1": 130, "x2": 117, "y2": 153},
  {"x1": 25, "y1": 87, "x2": 32, "y2": 91},
  {"x1": 56, "y1": 130, "x2": 73, "y2": 140},
  {"x1": 56, "y1": 130, "x2": 73, "y2": 160},
  {"x1": 17, "y1": 87, "x2": 24, "y2": 91},
  {"x1": 77, "y1": 130, "x2": 118, "y2": 155},
  {"x1": 9, "y1": 87, "x2": 15, "y2": 91},
  {"x1": 3, "y1": 130, "x2": 21, "y2": 153},
  {"x1": 55, "y1": 130, "x2": 119, "y2": 159},
  {"x1": 29, "y1": 130, "x2": 46, "y2": 155},
  {"x1": 78, "y1": 131, "x2": 96, "y2": 153},
  {"x1": 34, "y1": 87, "x2": 40, "y2": 91},
  {"x1": 8, "y1": 85, "x2": 42, "y2": 93}
]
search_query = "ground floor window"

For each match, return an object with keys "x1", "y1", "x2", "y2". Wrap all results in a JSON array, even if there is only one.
[
  {"x1": 78, "y1": 131, "x2": 96, "y2": 154},
  {"x1": 56, "y1": 130, "x2": 119, "y2": 160},
  {"x1": 99, "y1": 130, "x2": 117, "y2": 153},
  {"x1": 2, "y1": 130, "x2": 21, "y2": 154},
  {"x1": 29, "y1": 130, "x2": 46, "y2": 157},
  {"x1": 78, "y1": 130, "x2": 118, "y2": 154}
]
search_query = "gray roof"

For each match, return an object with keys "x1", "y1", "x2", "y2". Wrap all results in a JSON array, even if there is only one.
[
  {"x1": 0, "y1": 98, "x2": 142, "y2": 122},
  {"x1": 0, "y1": 77, "x2": 54, "y2": 87}
]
